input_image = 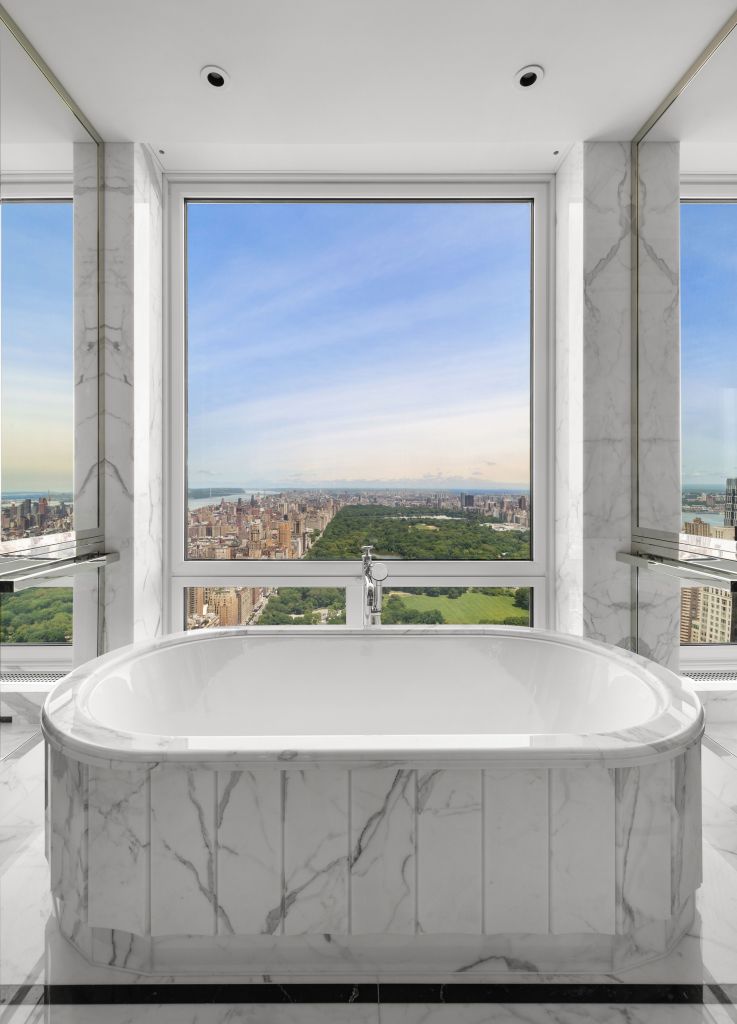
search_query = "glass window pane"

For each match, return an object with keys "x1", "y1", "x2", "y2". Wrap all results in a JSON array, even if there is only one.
[
  {"x1": 0, "y1": 587, "x2": 73, "y2": 644},
  {"x1": 186, "y1": 201, "x2": 532, "y2": 561},
  {"x1": 680, "y1": 202, "x2": 737, "y2": 647},
  {"x1": 185, "y1": 587, "x2": 346, "y2": 629},
  {"x1": 1, "y1": 201, "x2": 74, "y2": 539},
  {"x1": 382, "y1": 586, "x2": 531, "y2": 626}
]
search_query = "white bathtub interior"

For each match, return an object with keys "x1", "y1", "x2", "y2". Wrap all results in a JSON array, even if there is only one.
[{"x1": 80, "y1": 631, "x2": 666, "y2": 740}]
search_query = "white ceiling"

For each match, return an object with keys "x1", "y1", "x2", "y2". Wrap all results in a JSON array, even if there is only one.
[
  {"x1": 4, "y1": 0, "x2": 737, "y2": 173},
  {"x1": 647, "y1": 21, "x2": 737, "y2": 173},
  {"x1": 0, "y1": 23, "x2": 91, "y2": 174}
]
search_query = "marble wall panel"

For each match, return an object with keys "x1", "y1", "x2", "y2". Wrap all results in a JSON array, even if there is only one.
[
  {"x1": 49, "y1": 745, "x2": 89, "y2": 951},
  {"x1": 283, "y1": 769, "x2": 349, "y2": 935},
  {"x1": 72, "y1": 141, "x2": 100, "y2": 537},
  {"x1": 615, "y1": 759, "x2": 672, "y2": 934},
  {"x1": 635, "y1": 140, "x2": 682, "y2": 671},
  {"x1": 101, "y1": 142, "x2": 163, "y2": 652},
  {"x1": 581, "y1": 142, "x2": 633, "y2": 652},
  {"x1": 216, "y1": 769, "x2": 282, "y2": 935},
  {"x1": 554, "y1": 143, "x2": 585, "y2": 636},
  {"x1": 672, "y1": 742, "x2": 703, "y2": 909},
  {"x1": 131, "y1": 143, "x2": 163, "y2": 644},
  {"x1": 87, "y1": 764, "x2": 149, "y2": 935},
  {"x1": 484, "y1": 768, "x2": 548, "y2": 934},
  {"x1": 350, "y1": 767, "x2": 416, "y2": 935},
  {"x1": 554, "y1": 142, "x2": 634, "y2": 649},
  {"x1": 416, "y1": 770, "x2": 482, "y2": 935},
  {"x1": 637, "y1": 141, "x2": 681, "y2": 535},
  {"x1": 150, "y1": 765, "x2": 217, "y2": 936},
  {"x1": 550, "y1": 762, "x2": 615, "y2": 934}
]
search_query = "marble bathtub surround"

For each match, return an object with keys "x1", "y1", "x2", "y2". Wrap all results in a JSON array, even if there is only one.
[{"x1": 42, "y1": 627, "x2": 704, "y2": 976}]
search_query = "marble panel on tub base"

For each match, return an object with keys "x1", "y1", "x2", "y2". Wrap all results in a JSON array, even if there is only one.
[
  {"x1": 47, "y1": 742, "x2": 702, "y2": 976},
  {"x1": 53, "y1": 899, "x2": 695, "y2": 976}
]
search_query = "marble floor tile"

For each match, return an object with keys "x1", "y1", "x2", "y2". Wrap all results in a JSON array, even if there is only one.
[
  {"x1": 709, "y1": 727, "x2": 737, "y2": 761},
  {"x1": 378, "y1": 1007, "x2": 733, "y2": 1024},
  {"x1": 0, "y1": 1006, "x2": 380, "y2": 1024},
  {"x1": 1, "y1": 724, "x2": 737, "y2": 1013},
  {"x1": 0, "y1": 745, "x2": 46, "y2": 826},
  {"x1": 0, "y1": 722, "x2": 42, "y2": 762}
]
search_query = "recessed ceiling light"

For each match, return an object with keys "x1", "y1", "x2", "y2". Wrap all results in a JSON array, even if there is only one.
[
  {"x1": 200, "y1": 65, "x2": 230, "y2": 90},
  {"x1": 515, "y1": 65, "x2": 544, "y2": 89}
]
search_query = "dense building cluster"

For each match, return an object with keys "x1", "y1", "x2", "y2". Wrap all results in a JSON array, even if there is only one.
[
  {"x1": 186, "y1": 586, "x2": 266, "y2": 629},
  {"x1": 680, "y1": 479, "x2": 737, "y2": 644},
  {"x1": 0, "y1": 496, "x2": 73, "y2": 540},
  {"x1": 186, "y1": 488, "x2": 530, "y2": 561}
]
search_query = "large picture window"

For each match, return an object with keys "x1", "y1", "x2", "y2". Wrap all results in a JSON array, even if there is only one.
[
  {"x1": 0, "y1": 198, "x2": 74, "y2": 649},
  {"x1": 167, "y1": 182, "x2": 550, "y2": 630},
  {"x1": 680, "y1": 197, "x2": 737, "y2": 650}
]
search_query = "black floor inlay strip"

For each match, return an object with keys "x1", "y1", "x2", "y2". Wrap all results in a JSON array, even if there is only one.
[{"x1": 0, "y1": 983, "x2": 723, "y2": 1005}]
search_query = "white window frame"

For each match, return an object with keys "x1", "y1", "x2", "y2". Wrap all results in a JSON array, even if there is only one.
[
  {"x1": 164, "y1": 177, "x2": 554, "y2": 633},
  {"x1": 0, "y1": 178, "x2": 76, "y2": 672},
  {"x1": 678, "y1": 178, "x2": 737, "y2": 671}
]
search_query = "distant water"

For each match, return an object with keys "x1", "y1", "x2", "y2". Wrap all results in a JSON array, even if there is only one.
[{"x1": 188, "y1": 490, "x2": 280, "y2": 511}]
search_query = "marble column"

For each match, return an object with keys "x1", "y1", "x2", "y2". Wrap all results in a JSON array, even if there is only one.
[
  {"x1": 636, "y1": 141, "x2": 682, "y2": 670},
  {"x1": 72, "y1": 142, "x2": 102, "y2": 666},
  {"x1": 555, "y1": 142, "x2": 634, "y2": 650},
  {"x1": 101, "y1": 143, "x2": 163, "y2": 650}
]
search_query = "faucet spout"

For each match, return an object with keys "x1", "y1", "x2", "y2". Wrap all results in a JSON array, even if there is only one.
[{"x1": 361, "y1": 546, "x2": 388, "y2": 627}]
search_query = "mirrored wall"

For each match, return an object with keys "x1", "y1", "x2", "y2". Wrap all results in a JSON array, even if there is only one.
[
  {"x1": 0, "y1": 15, "x2": 101, "y2": 662},
  {"x1": 635, "y1": 16, "x2": 737, "y2": 656}
]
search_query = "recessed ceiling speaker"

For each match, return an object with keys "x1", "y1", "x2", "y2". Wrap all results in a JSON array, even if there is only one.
[
  {"x1": 201, "y1": 65, "x2": 230, "y2": 90},
  {"x1": 515, "y1": 65, "x2": 545, "y2": 88}
]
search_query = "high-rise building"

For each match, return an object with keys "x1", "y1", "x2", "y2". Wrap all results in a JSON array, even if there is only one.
[
  {"x1": 684, "y1": 517, "x2": 712, "y2": 537},
  {"x1": 278, "y1": 518, "x2": 291, "y2": 550},
  {"x1": 680, "y1": 587, "x2": 700, "y2": 644},
  {"x1": 688, "y1": 586, "x2": 735, "y2": 645},
  {"x1": 726, "y1": 478, "x2": 737, "y2": 528}
]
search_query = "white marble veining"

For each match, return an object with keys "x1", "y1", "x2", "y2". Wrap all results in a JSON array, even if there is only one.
[
  {"x1": 40, "y1": 627, "x2": 704, "y2": 975},
  {"x1": 484, "y1": 768, "x2": 548, "y2": 934},
  {"x1": 282, "y1": 768, "x2": 349, "y2": 935},
  {"x1": 131, "y1": 143, "x2": 163, "y2": 644},
  {"x1": 416, "y1": 769, "x2": 482, "y2": 935},
  {"x1": 581, "y1": 142, "x2": 634, "y2": 652},
  {"x1": 102, "y1": 142, "x2": 163, "y2": 653},
  {"x1": 379, "y1": 1007, "x2": 731, "y2": 1024},
  {"x1": 350, "y1": 767, "x2": 415, "y2": 934},
  {"x1": 150, "y1": 764, "x2": 217, "y2": 936},
  {"x1": 636, "y1": 141, "x2": 681, "y2": 536},
  {"x1": 634, "y1": 140, "x2": 682, "y2": 671},
  {"x1": 553, "y1": 142, "x2": 584, "y2": 638},
  {"x1": 216, "y1": 769, "x2": 282, "y2": 934},
  {"x1": 550, "y1": 763, "x2": 615, "y2": 935},
  {"x1": 88, "y1": 764, "x2": 148, "y2": 935}
]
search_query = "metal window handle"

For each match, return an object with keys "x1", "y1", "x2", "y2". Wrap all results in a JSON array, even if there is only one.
[{"x1": 617, "y1": 550, "x2": 737, "y2": 593}]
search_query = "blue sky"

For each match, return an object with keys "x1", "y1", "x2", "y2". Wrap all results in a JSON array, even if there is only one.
[
  {"x1": 681, "y1": 202, "x2": 737, "y2": 488},
  {"x1": 187, "y1": 201, "x2": 532, "y2": 490},
  {"x1": 1, "y1": 201, "x2": 73, "y2": 494},
  {"x1": 3, "y1": 199, "x2": 734, "y2": 499}
]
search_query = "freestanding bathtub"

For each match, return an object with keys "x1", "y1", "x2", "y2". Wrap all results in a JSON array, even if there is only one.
[{"x1": 42, "y1": 626, "x2": 703, "y2": 976}]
